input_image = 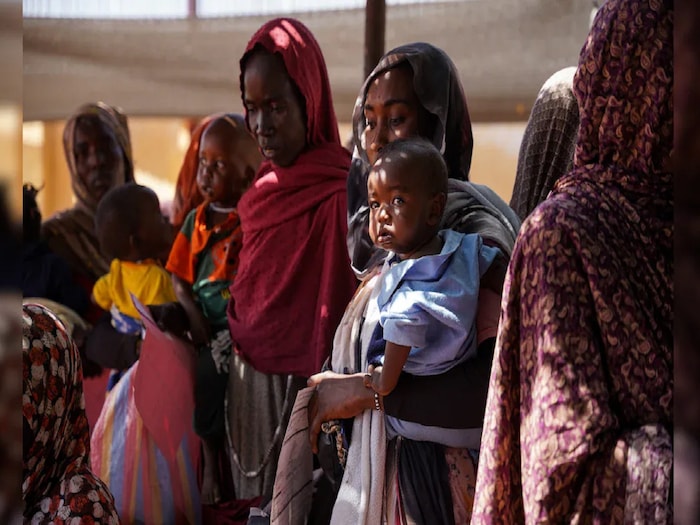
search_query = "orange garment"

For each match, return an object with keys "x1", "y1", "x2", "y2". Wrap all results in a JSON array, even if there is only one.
[{"x1": 170, "y1": 115, "x2": 222, "y2": 232}]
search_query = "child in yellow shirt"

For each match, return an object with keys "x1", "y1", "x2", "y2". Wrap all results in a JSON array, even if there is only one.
[{"x1": 93, "y1": 184, "x2": 176, "y2": 338}]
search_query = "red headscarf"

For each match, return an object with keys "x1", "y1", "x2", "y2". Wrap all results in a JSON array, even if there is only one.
[
  {"x1": 228, "y1": 18, "x2": 357, "y2": 378},
  {"x1": 170, "y1": 114, "x2": 219, "y2": 231}
]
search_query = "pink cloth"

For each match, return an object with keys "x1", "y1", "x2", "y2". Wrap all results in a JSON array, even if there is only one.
[{"x1": 132, "y1": 296, "x2": 197, "y2": 462}]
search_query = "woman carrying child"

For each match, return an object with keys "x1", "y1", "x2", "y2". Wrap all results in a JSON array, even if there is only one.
[
  {"x1": 361, "y1": 137, "x2": 501, "y2": 522},
  {"x1": 299, "y1": 43, "x2": 520, "y2": 523},
  {"x1": 90, "y1": 114, "x2": 261, "y2": 524},
  {"x1": 166, "y1": 114, "x2": 260, "y2": 505}
]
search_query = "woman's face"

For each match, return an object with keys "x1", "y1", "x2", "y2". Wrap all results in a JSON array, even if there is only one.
[
  {"x1": 73, "y1": 116, "x2": 125, "y2": 204},
  {"x1": 243, "y1": 50, "x2": 307, "y2": 168},
  {"x1": 363, "y1": 64, "x2": 431, "y2": 165}
]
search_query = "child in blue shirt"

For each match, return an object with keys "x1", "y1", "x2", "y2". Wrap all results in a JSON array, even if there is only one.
[{"x1": 364, "y1": 137, "x2": 501, "y2": 448}]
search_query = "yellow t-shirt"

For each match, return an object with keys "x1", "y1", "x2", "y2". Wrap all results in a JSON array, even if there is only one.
[{"x1": 92, "y1": 259, "x2": 177, "y2": 320}]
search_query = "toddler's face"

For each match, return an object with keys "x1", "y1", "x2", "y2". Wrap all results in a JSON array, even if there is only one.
[
  {"x1": 367, "y1": 160, "x2": 439, "y2": 258},
  {"x1": 196, "y1": 125, "x2": 252, "y2": 207}
]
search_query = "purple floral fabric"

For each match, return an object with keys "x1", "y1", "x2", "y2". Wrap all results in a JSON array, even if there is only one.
[{"x1": 472, "y1": 0, "x2": 673, "y2": 522}]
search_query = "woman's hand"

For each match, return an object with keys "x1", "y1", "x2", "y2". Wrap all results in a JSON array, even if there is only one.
[
  {"x1": 307, "y1": 371, "x2": 375, "y2": 454},
  {"x1": 149, "y1": 302, "x2": 190, "y2": 339},
  {"x1": 188, "y1": 309, "x2": 211, "y2": 347}
]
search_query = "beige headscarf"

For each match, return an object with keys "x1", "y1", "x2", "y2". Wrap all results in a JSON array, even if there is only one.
[{"x1": 41, "y1": 102, "x2": 134, "y2": 281}]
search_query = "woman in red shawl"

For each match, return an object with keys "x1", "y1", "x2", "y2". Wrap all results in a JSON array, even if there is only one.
[
  {"x1": 225, "y1": 18, "x2": 357, "y2": 504},
  {"x1": 472, "y1": 0, "x2": 673, "y2": 522}
]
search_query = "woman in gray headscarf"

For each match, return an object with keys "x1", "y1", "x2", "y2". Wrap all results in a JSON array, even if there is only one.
[
  {"x1": 509, "y1": 67, "x2": 579, "y2": 221},
  {"x1": 299, "y1": 42, "x2": 520, "y2": 524}
]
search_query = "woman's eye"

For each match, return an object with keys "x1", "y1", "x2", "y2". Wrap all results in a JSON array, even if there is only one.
[
  {"x1": 389, "y1": 117, "x2": 405, "y2": 127},
  {"x1": 366, "y1": 120, "x2": 376, "y2": 131},
  {"x1": 270, "y1": 103, "x2": 285, "y2": 113}
]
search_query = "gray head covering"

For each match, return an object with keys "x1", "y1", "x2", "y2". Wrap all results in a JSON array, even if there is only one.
[
  {"x1": 348, "y1": 43, "x2": 520, "y2": 277},
  {"x1": 509, "y1": 67, "x2": 579, "y2": 221}
]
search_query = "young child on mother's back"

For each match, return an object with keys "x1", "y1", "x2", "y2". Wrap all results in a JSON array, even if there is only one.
[
  {"x1": 165, "y1": 114, "x2": 260, "y2": 505},
  {"x1": 364, "y1": 137, "x2": 502, "y2": 448}
]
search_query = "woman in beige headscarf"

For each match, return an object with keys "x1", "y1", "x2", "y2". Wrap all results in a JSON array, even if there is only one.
[{"x1": 42, "y1": 102, "x2": 134, "y2": 288}]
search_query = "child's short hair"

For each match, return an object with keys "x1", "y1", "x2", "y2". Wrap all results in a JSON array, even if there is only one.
[
  {"x1": 95, "y1": 183, "x2": 157, "y2": 260},
  {"x1": 373, "y1": 137, "x2": 448, "y2": 195}
]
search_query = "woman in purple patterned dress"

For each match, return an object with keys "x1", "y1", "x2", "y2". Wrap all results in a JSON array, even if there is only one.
[{"x1": 472, "y1": 0, "x2": 673, "y2": 522}]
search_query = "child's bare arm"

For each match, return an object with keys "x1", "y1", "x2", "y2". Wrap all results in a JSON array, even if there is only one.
[
  {"x1": 172, "y1": 274, "x2": 210, "y2": 345},
  {"x1": 370, "y1": 341, "x2": 411, "y2": 396}
]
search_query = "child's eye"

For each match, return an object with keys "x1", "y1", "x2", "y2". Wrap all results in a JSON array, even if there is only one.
[
  {"x1": 369, "y1": 201, "x2": 380, "y2": 209},
  {"x1": 392, "y1": 196, "x2": 404, "y2": 206},
  {"x1": 215, "y1": 160, "x2": 227, "y2": 171},
  {"x1": 198, "y1": 157, "x2": 207, "y2": 166}
]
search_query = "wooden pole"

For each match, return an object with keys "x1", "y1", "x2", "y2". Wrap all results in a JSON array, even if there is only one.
[
  {"x1": 364, "y1": 0, "x2": 386, "y2": 79},
  {"x1": 187, "y1": 0, "x2": 197, "y2": 18}
]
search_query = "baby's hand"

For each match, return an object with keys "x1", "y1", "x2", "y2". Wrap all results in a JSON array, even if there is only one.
[{"x1": 364, "y1": 364, "x2": 382, "y2": 391}]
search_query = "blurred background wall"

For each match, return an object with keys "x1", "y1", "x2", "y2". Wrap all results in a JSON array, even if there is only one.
[{"x1": 21, "y1": 0, "x2": 594, "y2": 217}]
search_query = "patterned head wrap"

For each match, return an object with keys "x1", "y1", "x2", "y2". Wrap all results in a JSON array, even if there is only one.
[
  {"x1": 558, "y1": 0, "x2": 673, "y2": 193},
  {"x1": 22, "y1": 303, "x2": 119, "y2": 523}
]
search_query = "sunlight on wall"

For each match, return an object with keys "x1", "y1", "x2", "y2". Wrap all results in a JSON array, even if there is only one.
[
  {"x1": 0, "y1": 105, "x2": 22, "y2": 220},
  {"x1": 22, "y1": 117, "x2": 191, "y2": 219},
  {"x1": 22, "y1": 118, "x2": 525, "y2": 219},
  {"x1": 470, "y1": 122, "x2": 525, "y2": 204}
]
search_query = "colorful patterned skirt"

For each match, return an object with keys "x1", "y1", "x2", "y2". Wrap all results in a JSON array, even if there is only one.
[{"x1": 90, "y1": 363, "x2": 202, "y2": 525}]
